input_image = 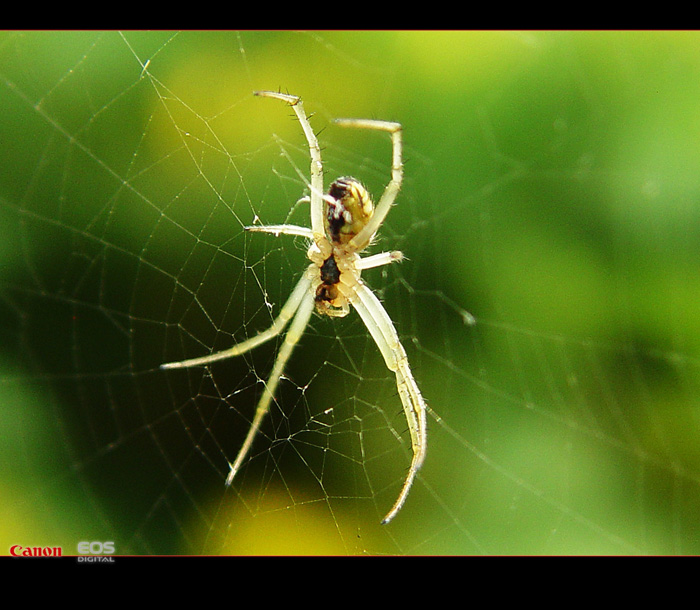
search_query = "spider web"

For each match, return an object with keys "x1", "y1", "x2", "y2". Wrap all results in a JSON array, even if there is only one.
[{"x1": 1, "y1": 30, "x2": 700, "y2": 555}]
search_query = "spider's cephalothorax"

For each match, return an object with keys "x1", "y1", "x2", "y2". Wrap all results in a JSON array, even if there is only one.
[
  {"x1": 325, "y1": 177, "x2": 374, "y2": 245},
  {"x1": 315, "y1": 253, "x2": 346, "y2": 316}
]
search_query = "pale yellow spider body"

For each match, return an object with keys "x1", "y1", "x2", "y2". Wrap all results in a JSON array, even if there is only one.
[{"x1": 162, "y1": 91, "x2": 426, "y2": 524}]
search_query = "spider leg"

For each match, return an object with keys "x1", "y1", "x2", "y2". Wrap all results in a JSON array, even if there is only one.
[
  {"x1": 160, "y1": 271, "x2": 313, "y2": 370},
  {"x1": 338, "y1": 278, "x2": 427, "y2": 524},
  {"x1": 226, "y1": 289, "x2": 316, "y2": 485},
  {"x1": 245, "y1": 224, "x2": 314, "y2": 239},
  {"x1": 333, "y1": 118, "x2": 403, "y2": 252},
  {"x1": 254, "y1": 91, "x2": 329, "y2": 257},
  {"x1": 356, "y1": 250, "x2": 404, "y2": 271}
]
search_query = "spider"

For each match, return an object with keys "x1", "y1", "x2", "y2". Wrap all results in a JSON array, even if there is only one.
[{"x1": 161, "y1": 91, "x2": 426, "y2": 524}]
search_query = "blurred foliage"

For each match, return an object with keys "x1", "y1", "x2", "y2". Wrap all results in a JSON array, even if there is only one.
[{"x1": 1, "y1": 31, "x2": 700, "y2": 555}]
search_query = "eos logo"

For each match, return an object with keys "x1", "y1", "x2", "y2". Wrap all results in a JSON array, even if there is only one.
[{"x1": 77, "y1": 541, "x2": 115, "y2": 555}]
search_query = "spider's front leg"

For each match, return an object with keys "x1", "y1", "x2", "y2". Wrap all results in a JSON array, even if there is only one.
[
  {"x1": 161, "y1": 264, "x2": 318, "y2": 487},
  {"x1": 338, "y1": 278, "x2": 427, "y2": 524},
  {"x1": 160, "y1": 271, "x2": 312, "y2": 370},
  {"x1": 226, "y1": 284, "x2": 316, "y2": 484}
]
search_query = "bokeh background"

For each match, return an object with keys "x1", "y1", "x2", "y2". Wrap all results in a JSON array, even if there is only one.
[{"x1": 1, "y1": 31, "x2": 700, "y2": 555}]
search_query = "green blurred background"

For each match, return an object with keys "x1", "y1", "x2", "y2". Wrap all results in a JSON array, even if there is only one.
[{"x1": 1, "y1": 31, "x2": 700, "y2": 555}]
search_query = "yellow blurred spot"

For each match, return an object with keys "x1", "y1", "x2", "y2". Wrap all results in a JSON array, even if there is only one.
[
  {"x1": 217, "y1": 490, "x2": 353, "y2": 555},
  {"x1": 396, "y1": 31, "x2": 540, "y2": 89}
]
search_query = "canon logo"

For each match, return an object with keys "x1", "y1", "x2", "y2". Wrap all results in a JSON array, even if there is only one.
[{"x1": 10, "y1": 545, "x2": 62, "y2": 557}]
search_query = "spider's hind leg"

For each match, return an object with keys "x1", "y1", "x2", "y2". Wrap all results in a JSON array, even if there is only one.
[
  {"x1": 255, "y1": 90, "x2": 328, "y2": 255},
  {"x1": 333, "y1": 118, "x2": 403, "y2": 252}
]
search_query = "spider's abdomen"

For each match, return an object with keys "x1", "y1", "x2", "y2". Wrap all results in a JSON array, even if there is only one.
[{"x1": 325, "y1": 177, "x2": 373, "y2": 245}]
